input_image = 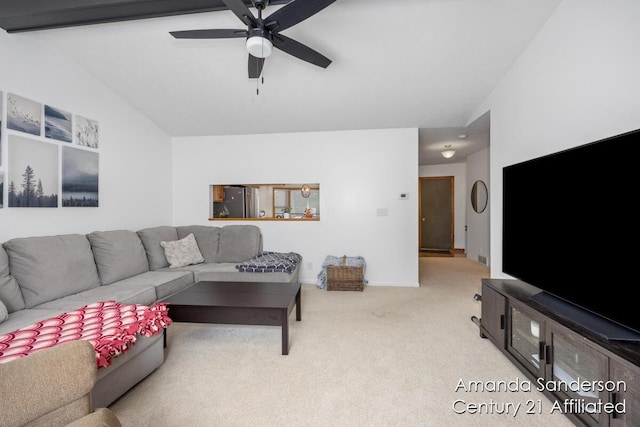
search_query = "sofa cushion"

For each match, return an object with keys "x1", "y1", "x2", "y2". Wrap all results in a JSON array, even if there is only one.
[
  {"x1": 216, "y1": 225, "x2": 262, "y2": 263},
  {"x1": 34, "y1": 282, "x2": 157, "y2": 309},
  {"x1": 87, "y1": 230, "x2": 149, "y2": 285},
  {"x1": 119, "y1": 270, "x2": 194, "y2": 300},
  {"x1": 160, "y1": 233, "x2": 205, "y2": 268},
  {"x1": 176, "y1": 225, "x2": 221, "y2": 263},
  {"x1": 0, "y1": 300, "x2": 8, "y2": 323},
  {"x1": 0, "y1": 245, "x2": 25, "y2": 313},
  {"x1": 0, "y1": 308, "x2": 68, "y2": 335},
  {"x1": 4, "y1": 235, "x2": 101, "y2": 308},
  {"x1": 181, "y1": 262, "x2": 300, "y2": 283},
  {"x1": 136, "y1": 226, "x2": 179, "y2": 270}
]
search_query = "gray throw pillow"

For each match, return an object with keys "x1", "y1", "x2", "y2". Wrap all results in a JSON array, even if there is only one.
[{"x1": 160, "y1": 233, "x2": 205, "y2": 268}]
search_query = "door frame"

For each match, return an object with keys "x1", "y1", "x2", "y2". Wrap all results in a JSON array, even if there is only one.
[{"x1": 418, "y1": 176, "x2": 455, "y2": 256}]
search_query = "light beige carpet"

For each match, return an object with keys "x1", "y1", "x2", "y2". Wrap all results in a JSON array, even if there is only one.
[{"x1": 109, "y1": 257, "x2": 574, "y2": 426}]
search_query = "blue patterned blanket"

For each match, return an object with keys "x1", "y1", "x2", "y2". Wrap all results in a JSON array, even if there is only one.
[{"x1": 235, "y1": 251, "x2": 302, "y2": 274}]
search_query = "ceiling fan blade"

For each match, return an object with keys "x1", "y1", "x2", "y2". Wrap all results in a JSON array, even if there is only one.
[
  {"x1": 272, "y1": 34, "x2": 331, "y2": 68},
  {"x1": 222, "y1": 0, "x2": 258, "y2": 27},
  {"x1": 170, "y1": 29, "x2": 247, "y2": 39},
  {"x1": 248, "y1": 54, "x2": 265, "y2": 79},
  {"x1": 265, "y1": 0, "x2": 335, "y2": 33}
]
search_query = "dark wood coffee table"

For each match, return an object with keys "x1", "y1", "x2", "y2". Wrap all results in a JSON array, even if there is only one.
[{"x1": 162, "y1": 281, "x2": 301, "y2": 355}]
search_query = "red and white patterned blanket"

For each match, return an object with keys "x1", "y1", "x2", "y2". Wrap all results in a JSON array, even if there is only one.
[{"x1": 0, "y1": 301, "x2": 172, "y2": 368}]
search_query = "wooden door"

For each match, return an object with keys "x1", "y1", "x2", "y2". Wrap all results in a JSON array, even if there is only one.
[{"x1": 419, "y1": 176, "x2": 454, "y2": 254}]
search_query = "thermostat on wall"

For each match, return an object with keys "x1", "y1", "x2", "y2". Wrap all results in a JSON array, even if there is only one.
[{"x1": 398, "y1": 192, "x2": 409, "y2": 200}]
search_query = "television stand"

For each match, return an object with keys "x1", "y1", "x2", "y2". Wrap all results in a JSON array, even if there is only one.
[{"x1": 480, "y1": 278, "x2": 640, "y2": 426}]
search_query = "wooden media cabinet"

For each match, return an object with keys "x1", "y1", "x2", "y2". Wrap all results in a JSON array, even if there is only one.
[{"x1": 480, "y1": 278, "x2": 640, "y2": 427}]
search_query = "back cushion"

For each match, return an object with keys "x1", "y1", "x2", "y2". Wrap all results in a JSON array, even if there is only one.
[
  {"x1": 217, "y1": 225, "x2": 262, "y2": 263},
  {"x1": 0, "y1": 245, "x2": 26, "y2": 313},
  {"x1": 87, "y1": 230, "x2": 149, "y2": 285},
  {"x1": 4, "y1": 235, "x2": 101, "y2": 308},
  {"x1": 176, "y1": 225, "x2": 221, "y2": 263},
  {"x1": 137, "y1": 226, "x2": 179, "y2": 270}
]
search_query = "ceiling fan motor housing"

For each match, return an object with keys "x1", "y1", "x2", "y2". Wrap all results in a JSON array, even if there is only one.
[{"x1": 252, "y1": 0, "x2": 270, "y2": 9}]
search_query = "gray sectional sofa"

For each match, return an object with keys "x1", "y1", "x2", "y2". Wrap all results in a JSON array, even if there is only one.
[{"x1": 0, "y1": 224, "x2": 299, "y2": 408}]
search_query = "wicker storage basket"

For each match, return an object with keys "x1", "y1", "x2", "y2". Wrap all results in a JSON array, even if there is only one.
[{"x1": 326, "y1": 255, "x2": 364, "y2": 291}]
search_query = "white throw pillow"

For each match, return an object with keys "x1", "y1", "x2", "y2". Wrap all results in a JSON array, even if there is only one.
[
  {"x1": 0, "y1": 300, "x2": 8, "y2": 324},
  {"x1": 160, "y1": 233, "x2": 205, "y2": 268}
]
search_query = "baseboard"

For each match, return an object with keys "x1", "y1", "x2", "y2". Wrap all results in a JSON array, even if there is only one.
[{"x1": 419, "y1": 248, "x2": 465, "y2": 258}]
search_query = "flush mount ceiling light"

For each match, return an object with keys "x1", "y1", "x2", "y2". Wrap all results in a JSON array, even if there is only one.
[
  {"x1": 301, "y1": 184, "x2": 311, "y2": 198},
  {"x1": 441, "y1": 144, "x2": 456, "y2": 159}
]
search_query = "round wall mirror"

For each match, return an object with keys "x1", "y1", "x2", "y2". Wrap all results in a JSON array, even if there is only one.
[{"x1": 471, "y1": 180, "x2": 488, "y2": 213}]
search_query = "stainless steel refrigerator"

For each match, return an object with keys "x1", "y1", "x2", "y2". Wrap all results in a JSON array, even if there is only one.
[{"x1": 213, "y1": 186, "x2": 259, "y2": 218}]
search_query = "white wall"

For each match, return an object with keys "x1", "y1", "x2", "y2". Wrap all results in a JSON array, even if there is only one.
[
  {"x1": 418, "y1": 162, "x2": 467, "y2": 251},
  {"x1": 172, "y1": 128, "x2": 420, "y2": 286},
  {"x1": 0, "y1": 31, "x2": 173, "y2": 242},
  {"x1": 465, "y1": 147, "x2": 490, "y2": 265},
  {"x1": 476, "y1": 0, "x2": 640, "y2": 277}
]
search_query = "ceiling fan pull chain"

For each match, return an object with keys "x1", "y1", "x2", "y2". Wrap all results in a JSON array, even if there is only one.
[
  {"x1": 256, "y1": 71, "x2": 264, "y2": 95},
  {"x1": 256, "y1": 70, "x2": 265, "y2": 95}
]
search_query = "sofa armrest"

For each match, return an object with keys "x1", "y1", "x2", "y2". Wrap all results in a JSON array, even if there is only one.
[{"x1": 0, "y1": 340, "x2": 96, "y2": 427}]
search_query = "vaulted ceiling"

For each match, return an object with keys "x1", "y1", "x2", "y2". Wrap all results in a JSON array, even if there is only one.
[{"x1": 0, "y1": 0, "x2": 562, "y2": 164}]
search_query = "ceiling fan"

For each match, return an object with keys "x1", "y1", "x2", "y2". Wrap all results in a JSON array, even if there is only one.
[{"x1": 170, "y1": 0, "x2": 335, "y2": 79}]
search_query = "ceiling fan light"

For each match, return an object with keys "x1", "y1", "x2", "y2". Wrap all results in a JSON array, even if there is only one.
[{"x1": 246, "y1": 36, "x2": 273, "y2": 58}]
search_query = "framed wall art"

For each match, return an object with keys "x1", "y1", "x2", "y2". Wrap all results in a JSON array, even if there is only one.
[
  {"x1": 75, "y1": 115, "x2": 99, "y2": 148},
  {"x1": 62, "y1": 146, "x2": 98, "y2": 207},
  {"x1": 45, "y1": 105, "x2": 72, "y2": 143},
  {"x1": 7, "y1": 93, "x2": 41, "y2": 136},
  {"x1": 8, "y1": 135, "x2": 58, "y2": 207}
]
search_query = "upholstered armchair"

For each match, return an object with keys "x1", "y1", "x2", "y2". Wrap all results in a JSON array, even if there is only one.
[{"x1": 0, "y1": 340, "x2": 122, "y2": 427}]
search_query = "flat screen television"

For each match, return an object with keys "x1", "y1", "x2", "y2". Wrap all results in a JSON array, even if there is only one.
[{"x1": 502, "y1": 127, "x2": 640, "y2": 341}]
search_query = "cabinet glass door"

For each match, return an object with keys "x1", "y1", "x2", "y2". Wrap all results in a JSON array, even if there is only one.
[
  {"x1": 549, "y1": 327, "x2": 608, "y2": 426},
  {"x1": 508, "y1": 303, "x2": 543, "y2": 376}
]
